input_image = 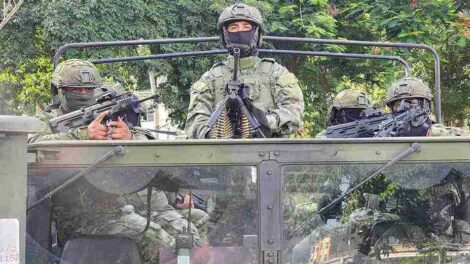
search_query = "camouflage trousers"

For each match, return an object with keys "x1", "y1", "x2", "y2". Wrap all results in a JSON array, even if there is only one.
[
  {"x1": 75, "y1": 205, "x2": 175, "y2": 263},
  {"x1": 152, "y1": 208, "x2": 209, "y2": 246}
]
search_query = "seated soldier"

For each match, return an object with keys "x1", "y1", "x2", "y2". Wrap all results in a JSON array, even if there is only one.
[{"x1": 316, "y1": 89, "x2": 372, "y2": 138}]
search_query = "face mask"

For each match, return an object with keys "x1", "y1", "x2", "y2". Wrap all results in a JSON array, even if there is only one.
[
  {"x1": 59, "y1": 88, "x2": 94, "y2": 112},
  {"x1": 226, "y1": 28, "x2": 259, "y2": 57}
]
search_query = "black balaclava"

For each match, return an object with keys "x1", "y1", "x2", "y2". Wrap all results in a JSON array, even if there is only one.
[
  {"x1": 224, "y1": 26, "x2": 259, "y2": 58},
  {"x1": 329, "y1": 108, "x2": 365, "y2": 126}
]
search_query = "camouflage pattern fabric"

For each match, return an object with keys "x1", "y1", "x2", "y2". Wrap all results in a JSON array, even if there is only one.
[
  {"x1": 428, "y1": 123, "x2": 470, "y2": 137},
  {"x1": 29, "y1": 106, "x2": 170, "y2": 263},
  {"x1": 136, "y1": 190, "x2": 208, "y2": 246},
  {"x1": 28, "y1": 102, "x2": 148, "y2": 143},
  {"x1": 185, "y1": 55, "x2": 304, "y2": 138}
]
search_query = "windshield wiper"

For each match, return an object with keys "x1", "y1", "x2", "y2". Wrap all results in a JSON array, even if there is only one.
[
  {"x1": 27, "y1": 145, "x2": 126, "y2": 211},
  {"x1": 296, "y1": 142, "x2": 422, "y2": 233}
]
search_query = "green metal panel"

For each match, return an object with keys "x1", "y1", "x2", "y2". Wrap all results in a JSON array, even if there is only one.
[{"x1": 0, "y1": 115, "x2": 40, "y2": 264}]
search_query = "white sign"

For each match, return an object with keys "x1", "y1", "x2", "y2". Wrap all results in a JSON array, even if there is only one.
[{"x1": 0, "y1": 219, "x2": 19, "y2": 264}]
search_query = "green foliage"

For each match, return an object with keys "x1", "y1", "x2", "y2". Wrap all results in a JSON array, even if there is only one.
[{"x1": 0, "y1": 0, "x2": 467, "y2": 129}]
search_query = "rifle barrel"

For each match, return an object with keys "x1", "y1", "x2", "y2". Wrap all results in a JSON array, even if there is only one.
[{"x1": 231, "y1": 48, "x2": 240, "y2": 81}]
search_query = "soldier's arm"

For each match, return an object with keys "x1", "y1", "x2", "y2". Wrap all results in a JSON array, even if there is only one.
[
  {"x1": 184, "y1": 72, "x2": 215, "y2": 139},
  {"x1": 269, "y1": 67, "x2": 305, "y2": 135},
  {"x1": 28, "y1": 112, "x2": 87, "y2": 143}
]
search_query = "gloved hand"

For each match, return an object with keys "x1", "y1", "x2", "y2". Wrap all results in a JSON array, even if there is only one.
[
  {"x1": 394, "y1": 120, "x2": 430, "y2": 137},
  {"x1": 246, "y1": 102, "x2": 272, "y2": 138}
]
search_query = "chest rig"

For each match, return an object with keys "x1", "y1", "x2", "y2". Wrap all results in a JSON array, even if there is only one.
[{"x1": 205, "y1": 56, "x2": 276, "y2": 139}]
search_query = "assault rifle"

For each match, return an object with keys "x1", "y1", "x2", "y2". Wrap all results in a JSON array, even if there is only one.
[
  {"x1": 376, "y1": 101, "x2": 430, "y2": 137},
  {"x1": 326, "y1": 102, "x2": 430, "y2": 138},
  {"x1": 49, "y1": 91, "x2": 159, "y2": 133},
  {"x1": 326, "y1": 107, "x2": 390, "y2": 138}
]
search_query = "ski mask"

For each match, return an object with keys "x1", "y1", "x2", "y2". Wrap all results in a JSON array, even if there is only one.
[
  {"x1": 59, "y1": 87, "x2": 94, "y2": 113},
  {"x1": 225, "y1": 27, "x2": 259, "y2": 57}
]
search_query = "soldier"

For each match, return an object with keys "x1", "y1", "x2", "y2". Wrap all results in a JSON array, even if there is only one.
[
  {"x1": 28, "y1": 59, "x2": 177, "y2": 263},
  {"x1": 385, "y1": 76, "x2": 470, "y2": 246},
  {"x1": 185, "y1": 3, "x2": 304, "y2": 139},
  {"x1": 316, "y1": 89, "x2": 372, "y2": 138},
  {"x1": 385, "y1": 76, "x2": 469, "y2": 137}
]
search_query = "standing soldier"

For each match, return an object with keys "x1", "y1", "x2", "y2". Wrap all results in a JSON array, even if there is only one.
[{"x1": 185, "y1": 3, "x2": 304, "y2": 139}]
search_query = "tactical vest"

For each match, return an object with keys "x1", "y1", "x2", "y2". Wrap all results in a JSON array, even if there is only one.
[{"x1": 210, "y1": 57, "x2": 278, "y2": 113}]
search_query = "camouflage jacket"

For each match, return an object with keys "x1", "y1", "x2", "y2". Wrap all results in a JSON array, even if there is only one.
[
  {"x1": 428, "y1": 124, "x2": 470, "y2": 137},
  {"x1": 185, "y1": 55, "x2": 304, "y2": 139},
  {"x1": 28, "y1": 108, "x2": 147, "y2": 143},
  {"x1": 28, "y1": 107, "x2": 147, "y2": 242}
]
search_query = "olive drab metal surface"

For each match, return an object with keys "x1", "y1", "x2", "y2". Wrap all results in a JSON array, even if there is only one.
[
  {"x1": 26, "y1": 137, "x2": 470, "y2": 263},
  {"x1": 0, "y1": 115, "x2": 40, "y2": 264}
]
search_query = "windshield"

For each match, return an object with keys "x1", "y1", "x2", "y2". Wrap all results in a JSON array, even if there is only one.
[
  {"x1": 28, "y1": 164, "x2": 259, "y2": 263},
  {"x1": 282, "y1": 162, "x2": 470, "y2": 263},
  {"x1": 25, "y1": 139, "x2": 470, "y2": 264}
]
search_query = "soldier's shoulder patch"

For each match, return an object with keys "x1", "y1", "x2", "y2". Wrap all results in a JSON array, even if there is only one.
[
  {"x1": 210, "y1": 63, "x2": 226, "y2": 77},
  {"x1": 277, "y1": 72, "x2": 298, "y2": 86},
  {"x1": 191, "y1": 81, "x2": 208, "y2": 93}
]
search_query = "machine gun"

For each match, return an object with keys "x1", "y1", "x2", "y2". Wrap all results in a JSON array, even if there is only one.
[
  {"x1": 326, "y1": 107, "x2": 390, "y2": 138},
  {"x1": 49, "y1": 91, "x2": 158, "y2": 133},
  {"x1": 201, "y1": 47, "x2": 268, "y2": 139}
]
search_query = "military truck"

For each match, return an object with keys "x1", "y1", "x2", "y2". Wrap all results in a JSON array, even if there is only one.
[{"x1": 1, "y1": 36, "x2": 469, "y2": 264}]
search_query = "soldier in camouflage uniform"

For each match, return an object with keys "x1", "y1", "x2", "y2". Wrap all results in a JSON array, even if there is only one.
[
  {"x1": 385, "y1": 76, "x2": 469, "y2": 137},
  {"x1": 28, "y1": 59, "x2": 176, "y2": 263},
  {"x1": 386, "y1": 76, "x2": 470, "y2": 245},
  {"x1": 185, "y1": 3, "x2": 304, "y2": 139},
  {"x1": 315, "y1": 89, "x2": 371, "y2": 138}
]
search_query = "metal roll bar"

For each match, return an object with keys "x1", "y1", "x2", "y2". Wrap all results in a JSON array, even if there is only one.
[
  {"x1": 52, "y1": 36, "x2": 441, "y2": 122},
  {"x1": 91, "y1": 49, "x2": 411, "y2": 76}
]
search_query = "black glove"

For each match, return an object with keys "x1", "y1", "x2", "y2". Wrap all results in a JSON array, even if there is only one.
[
  {"x1": 394, "y1": 120, "x2": 430, "y2": 137},
  {"x1": 246, "y1": 102, "x2": 272, "y2": 138}
]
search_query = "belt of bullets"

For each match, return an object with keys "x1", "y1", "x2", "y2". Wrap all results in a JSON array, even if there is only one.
[{"x1": 209, "y1": 110, "x2": 254, "y2": 139}]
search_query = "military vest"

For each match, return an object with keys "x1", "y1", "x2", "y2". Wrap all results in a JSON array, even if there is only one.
[{"x1": 209, "y1": 56, "x2": 279, "y2": 113}]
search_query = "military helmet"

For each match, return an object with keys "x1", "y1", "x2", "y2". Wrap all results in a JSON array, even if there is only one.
[
  {"x1": 52, "y1": 59, "x2": 102, "y2": 89},
  {"x1": 331, "y1": 89, "x2": 370, "y2": 110},
  {"x1": 217, "y1": 3, "x2": 266, "y2": 33},
  {"x1": 327, "y1": 89, "x2": 370, "y2": 126},
  {"x1": 386, "y1": 77, "x2": 432, "y2": 106}
]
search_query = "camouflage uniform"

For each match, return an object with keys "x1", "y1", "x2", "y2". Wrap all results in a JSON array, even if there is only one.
[
  {"x1": 386, "y1": 76, "x2": 469, "y2": 137},
  {"x1": 386, "y1": 77, "x2": 470, "y2": 244},
  {"x1": 315, "y1": 89, "x2": 371, "y2": 138},
  {"x1": 28, "y1": 60, "x2": 174, "y2": 263},
  {"x1": 186, "y1": 56, "x2": 304, "y2": 139},
  {"x1": 185, "y1": 4, "x2": 304, "y2": 139},
  {"x1": 136, "y1": 190, "x2": 209, "y2": 245}
]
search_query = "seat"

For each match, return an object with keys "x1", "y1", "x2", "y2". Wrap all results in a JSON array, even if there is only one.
[{"x1": 60, "y1": 236, "x2": 142, "y2": 264}]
